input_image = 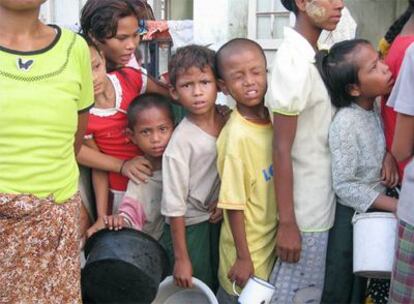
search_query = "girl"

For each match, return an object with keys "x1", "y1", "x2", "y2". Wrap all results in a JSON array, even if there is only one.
[
  {"x1": 77, "y1": 0, "x2": 172, "y2": 188},
  {"x1": 317, "y1": 39, "x2": 399, "y2": 303},
  {"x1": 265, "y1": 0, "x2": 343, "y2": 302},
  {"x1": 0, "y1": 0, "x2": 93, "y2": 302},
  {"x1": 84, "y1": 42, "x2": 169, "y2": 236},
  {"x1": 387, "y1": 43, "x2": 414, "y2": 304},
  {"x1": 90, "y1": 93, "x2": 175, "y2": 241},
  {"x1": 379, "y1": 0, "x2": 414, "y2": 180}
]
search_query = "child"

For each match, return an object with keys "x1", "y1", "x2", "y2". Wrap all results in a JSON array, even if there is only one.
[
  {"x1": 387, "y1": 43, "x2": 414, "y2": 304},
  {"x1": 214, "y1": 38, "x2": 277, "y2": 303},
  {"x1": 265, "y1": 0, "x2": 344, "y2": 303},
  {"x1": 84, "y1": 42, "x2": 169, "y2": 237},
  {"x1": 317, "y1": 39, "x2": 399, "y2": 304},
  {"x1": 77, "y1": 0, "x2": 169, "y2": 188},
  {"x1": 0, "y1": 1, "x2": 93, "y2": 302},
  {"x1": 379, "y1": 0, "x2": 414, "y2": 180},
  {"x1": 88, "y1": 93, "x2": 175, "y2": 241},
  {"x1": 160, "y1": 45, "x2": 226, "y2": 291}
]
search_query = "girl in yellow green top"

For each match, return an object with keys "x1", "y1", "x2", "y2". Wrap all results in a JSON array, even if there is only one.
[{"x1": 0, "y1": 0, "x2": 93, "y2": 302}]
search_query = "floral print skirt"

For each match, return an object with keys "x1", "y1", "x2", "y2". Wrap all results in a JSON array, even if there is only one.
[{"x1": 0, "y1": 193, "x2": 81, "y2": 304}]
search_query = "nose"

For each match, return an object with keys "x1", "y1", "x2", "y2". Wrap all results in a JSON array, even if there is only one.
[
  {"x1": 379, "y1": 60, "x2": 390, "y2": 73},
  {"x1": 243, "y1": 73, "x2": 254, "y2": 87},
  {"x1": 193, "y1": 83, "x2": 203, "y2": 96},
  {"x1": 334, "y1": 0, "x2": 345, "y2": 10},
  {"x1": 150, "y1": 131, "x2": 161, "y2": 143},
  {"x1": 126, "y1": 37, "x2": 137, "y2": 51}
]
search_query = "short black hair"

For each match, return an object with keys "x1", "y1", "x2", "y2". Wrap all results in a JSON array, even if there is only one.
[
  {"x1": 316, "y1": 39, "x2": 371, "y2": 108},
  {"x1": 215, "y1": 38, "x2": 267, "y2": 79},
  {"x1": 168, "y1": 44, "x2": 217, "y2": 87},
  {"x1": 127, "y1": 93, "x2": 174, "y2": 130}
]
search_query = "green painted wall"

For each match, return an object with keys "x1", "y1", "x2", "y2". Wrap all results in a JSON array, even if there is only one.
[{"x1": 169, "y1": 0, "x2": 193, "y2": 20}]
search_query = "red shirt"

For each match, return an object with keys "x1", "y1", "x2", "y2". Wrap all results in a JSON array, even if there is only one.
[
  {"x1": 381, "y1": 35, "x2": 414, "y2": 179},
  {"x1": 85, "y1": 67, "x2": 147, "y2": 191}
]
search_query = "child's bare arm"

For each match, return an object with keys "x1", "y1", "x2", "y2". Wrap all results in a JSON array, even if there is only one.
[
  {"x1": 146, "y1": 73, "x2": 170, "y2": 97},
  {"x1": 392, "y1": 113, "x2": 414, "y2": 162},
  {"x1": 272, "y1": 113, "x2": 301, "y2": 263},
  {"x1": 77, "y1": 144, "x2": 153, "y2": 184},
  {"x1": 227, "y1": 209, "x2": 254, "y2": 288},
  {"x1": 92, "y1": 169, "x2": 109, "y2": 219},
  {"x1": 170, "y1": 216, "x2": 193, "y2": 288}
]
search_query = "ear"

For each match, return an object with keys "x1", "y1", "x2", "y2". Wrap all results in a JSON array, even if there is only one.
[
  {"x1": 169, "y1": 86, "x2": 180, "y2": 101},
  {"x1": 126, "y1": 128, "x2": 137, "y2": 144},
  {"x1": 295, "y1": 0, "x2": 308, "y2": 12},
  {"x1": 217, "y1": 79, "x2": 229, "y2": 96},
  {"x1": 347, "y1": 83, "x2": 361, "y2": 98}
]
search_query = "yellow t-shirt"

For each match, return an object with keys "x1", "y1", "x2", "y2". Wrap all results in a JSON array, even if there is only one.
[
  {"x1": 0, "y1": 26, "x2": 93, "y2": 203},
  {"x1": 217, "y1": 110, "x2": 277, "y2": 295}
]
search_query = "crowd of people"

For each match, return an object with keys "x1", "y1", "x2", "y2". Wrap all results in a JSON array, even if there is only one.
[{"x1": 1, "y1": 0, "x2": 413, "y2": 303}]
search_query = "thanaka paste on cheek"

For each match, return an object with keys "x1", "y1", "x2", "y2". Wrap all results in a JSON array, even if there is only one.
[{"x1": 305, "y1": 0, "x2": 327, "y2": 23}]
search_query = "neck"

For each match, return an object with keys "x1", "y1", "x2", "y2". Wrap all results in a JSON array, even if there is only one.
[
  {"x1": 401, "y1": 15, "x2": 414, "y2": 36},
  {"x1": 187, "y1": 107, "x2": 223, "y2": 137},
  {"x1": 146, "y1": 155, "x2": 161, "y2": 171},
  {"x1": 237, "y1": 101, "x2": 269, "y2": 124},
  {"x1": 0, "y1": 6, "x2": 42, "y2": 39},
  {"x1": 294, "y1": 16, "x2": 322, "y2": 50},
  {"x1": 94, "y1": 76, "x2": 116, "y2": 108},
  {"x1": 355, "y1": 97, "x2": 375, "y2": 111}
]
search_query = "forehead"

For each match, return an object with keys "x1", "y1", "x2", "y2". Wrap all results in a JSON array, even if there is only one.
[
  {"x1": 353, "y1": 44, "x2": 377, "y2": 68},
  {"x1": 134, "y1": 106, "x2": 171, "y2": 124},
  {"x1": 176, "y1": 65, "x2": 215, "y2": 81},
  {"x1": 116, "y1": 15, "x2": 139, "y2": 34}
]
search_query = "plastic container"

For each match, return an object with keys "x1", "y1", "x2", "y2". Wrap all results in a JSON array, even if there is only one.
[{"x1": 352, "y1": 212, "x2": 397, "y2": 279}]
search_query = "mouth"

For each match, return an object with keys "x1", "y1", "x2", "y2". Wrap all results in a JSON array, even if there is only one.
[
  {"x1": 152, "y1": 146, "x2": 165, "y2": 154},
  {"x1": 245, "y1": 89, "x2": 260, "y2": 99},
  {"x1": 330, "y1": 15, "x2": 341, "y2": 22},
  {"x1": 120, "y1": 54, "x2": 132, "y2": 64},
  {"x1": 193, "y1": 100, "x2": 207, "y2": 109}
]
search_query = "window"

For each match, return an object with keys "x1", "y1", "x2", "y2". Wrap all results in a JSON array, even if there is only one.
[{"x1": 248, "y1": 0, "x2": 290, "y2": 50}]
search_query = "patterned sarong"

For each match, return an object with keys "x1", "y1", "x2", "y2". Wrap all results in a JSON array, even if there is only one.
[
  {"x1": 0, "y1": 193, "x2": 81, "y2": 304},
  {"x1": 389, "y1": 220, "x2": 414, "y2": 304}
]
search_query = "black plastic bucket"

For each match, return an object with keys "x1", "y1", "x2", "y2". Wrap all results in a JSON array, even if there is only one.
[{"x1": 81, "y1": 228, "x2": 169, "y2": 303}]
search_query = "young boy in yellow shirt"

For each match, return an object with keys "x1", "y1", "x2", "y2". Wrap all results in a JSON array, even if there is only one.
[{"x1": 215, "y1": 38, "x2": 278, "y2": 303}]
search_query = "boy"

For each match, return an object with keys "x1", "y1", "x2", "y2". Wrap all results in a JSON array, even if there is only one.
[
  {"x1": 160, "y1": 45, "x2": 226, "y2": 291},
  {"x1": 214, "y1": 38, "x2": 278, "y2": 303},
  {"x1": 87, "y1": 93, "x2": 175, "y2": 240}
]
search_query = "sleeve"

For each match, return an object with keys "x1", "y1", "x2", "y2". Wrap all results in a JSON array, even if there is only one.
[
  {"x1": 74, "y1": 34, "x2": 94, "y2": 112},
  {"x1": 265, "y1": 47, "x2": 312, "y2": 116},
  {"x1": 217, "y1": 153, "x2": 251, "y2": 210},
  {"x1": 329, "y1": 116, "x2": 380, "y2": 212},
  {"x1": 161, "y1": 154, "x2": 189, "y2": 217},
  {"x1": 387, "y1": 44, "x2": 414, "y2": 116}
]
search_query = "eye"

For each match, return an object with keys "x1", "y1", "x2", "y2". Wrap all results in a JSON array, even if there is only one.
[
  {"x1": 201, "y1": 80, "x2": 211, "y2": 85},
  {"x1": 140, "y1": 129, "x2": 150, "y2": 136}
]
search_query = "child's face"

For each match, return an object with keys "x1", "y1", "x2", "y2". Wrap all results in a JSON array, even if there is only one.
[
  {"x1": 304, "y1": 0, "x2": 344, "y2": 31},
  {"x1": 128, "y1": 107, "x2": 174, "y2": 159},
  {"x1": 218, "y1": 48, "x2": 267, "y2": 109},
  {"x1": 353, "y1": 44, "x2": 393, "y2": 99},
  {"x1": 90, "y1": 46, "x2": 107, "y2": 96},
  {"x1": 96, "y1": 15, "x2": 140, "y2": 67},
  {"x1": 170, "y1": 66, "x2": 218, "y2": 115}
]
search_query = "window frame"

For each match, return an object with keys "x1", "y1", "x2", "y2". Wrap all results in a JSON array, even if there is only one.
[{"x1": 247, "y1": 0, "x2": 289, "y2": 50}]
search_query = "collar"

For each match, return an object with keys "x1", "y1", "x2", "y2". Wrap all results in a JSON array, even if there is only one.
[{"x1": 283, "y1": 27, "x2": 316, "y2": 63}]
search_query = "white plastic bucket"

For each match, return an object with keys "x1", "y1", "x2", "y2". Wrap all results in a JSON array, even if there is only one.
[
  {"x1": 152, "y1": 276, "x2": 218, "y2": 304},
  {"x1": 352, "y1": 212, "x2": 397, "y2": 279}
]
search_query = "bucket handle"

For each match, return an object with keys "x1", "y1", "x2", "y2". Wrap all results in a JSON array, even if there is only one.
[
  {"x1": 232, "y1": 281, "x2": 241, "y2": 296},
  {"x1": 351, "y1": 211, "x2": 359, "y2": 225}
]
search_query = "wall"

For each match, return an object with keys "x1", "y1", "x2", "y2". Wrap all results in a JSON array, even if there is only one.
[
  {"x1": 345, "y1": 0, "x2": 407, "y2": 45},
  {"x1": 169, "y1": 0, "x2": 193, "y2": 19}
]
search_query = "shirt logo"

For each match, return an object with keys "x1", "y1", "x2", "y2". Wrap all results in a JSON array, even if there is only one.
[
  {"x1": 17, "y1": 58, "x2": 34, "y2": 71},
  {"x1": 262, "y1": 164, "x2": 274, "y2": 182}
]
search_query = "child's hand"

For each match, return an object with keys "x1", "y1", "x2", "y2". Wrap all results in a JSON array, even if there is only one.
[
  {"x1": 173, "y1": 257, "x2": 193, "y2": 288},
  {"x1": 276, "y1": 222, "x2": 302, "y2": 263},
  {"x1": 381, "y1": 152, "x2": 399, "y2": 188},
  {"x1": 86, "y1": 217, "x2": 106, "y2": 238},
  {"x1": 104, "y1": 214, "x2": 127, "y2": 231},
  {"x1": 228, "y1": 257, "x2": 254, "y2": 288},
  {"x1": 121, "y1": 156, "x2": 153, "y2": 184},
  {"x1": 209, "y1": 200, "x2": 223, "y2": 223}
]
